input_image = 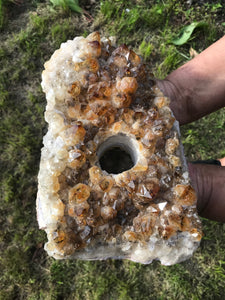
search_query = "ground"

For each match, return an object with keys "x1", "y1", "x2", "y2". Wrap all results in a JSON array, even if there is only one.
[{"x1": 0, "y1": 0, "x2": 225, "y2": 299}]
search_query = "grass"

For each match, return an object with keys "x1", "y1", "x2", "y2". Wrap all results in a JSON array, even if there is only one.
[
  {"x1": 1, "y1": 0, "x2": 225, "y2": 299},
  {"x1": 50, "y1": 0, "x2": 83, "y2": 13}
]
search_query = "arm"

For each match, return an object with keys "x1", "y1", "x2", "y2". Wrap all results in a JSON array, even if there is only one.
[
  {"x1": 157, "y1": 35, "x2": 225, "y2": 125},
  {"x1": 188, "y1": 163, "x2": 225, "y2": 222}
]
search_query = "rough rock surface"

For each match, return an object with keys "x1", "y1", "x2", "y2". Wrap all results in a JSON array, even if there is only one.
[{"x1": 37, "y1": 32, "x2": 202, "y2": 265}]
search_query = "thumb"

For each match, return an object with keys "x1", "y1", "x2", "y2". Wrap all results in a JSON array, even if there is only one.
[{"x1": 188, "y1": 163, "x2": 225, "y2": 223}]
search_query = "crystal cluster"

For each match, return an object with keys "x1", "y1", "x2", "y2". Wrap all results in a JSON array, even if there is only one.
[{"x1": 37, "y1": 32, "x2": 202, "y2": 265}]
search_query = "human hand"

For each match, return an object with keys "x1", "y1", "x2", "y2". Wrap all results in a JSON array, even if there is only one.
[{"x1": 156, "y1": 36, "x2": 225, "y2": 222}]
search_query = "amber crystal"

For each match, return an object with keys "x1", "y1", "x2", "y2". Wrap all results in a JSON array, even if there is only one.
[{"x1": 37, "y1": 32, "x2": 202, "y2": 265}]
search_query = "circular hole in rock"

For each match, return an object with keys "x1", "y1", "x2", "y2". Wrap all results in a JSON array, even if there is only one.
[{"x1": 97, "y1": 134, "x2": 137, "y2": 174}]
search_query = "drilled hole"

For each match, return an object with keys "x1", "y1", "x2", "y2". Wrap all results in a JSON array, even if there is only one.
[{"x1": 97, "y1": 134, "x2": 137, "y2": 174}]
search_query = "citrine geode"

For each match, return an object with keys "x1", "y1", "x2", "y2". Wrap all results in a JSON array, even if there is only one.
[{"x1": 37, "y1": 32, "x2": 202, "y2": 265}]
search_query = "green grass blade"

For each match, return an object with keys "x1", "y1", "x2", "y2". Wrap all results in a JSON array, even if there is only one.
[
  {"x1": 172, "y1": 22, "x2": 208, "y2": 46},
  {"x1": 66, "y1": 0, "x2": 82, "y2": 13},
  {"x1": 50, "y1": 0, "x2": 82, "y2": 13}
]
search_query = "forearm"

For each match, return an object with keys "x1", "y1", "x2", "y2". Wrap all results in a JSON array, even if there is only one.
[
  {"x1": 188, "y1": 163, "x2": 225, "y2": 222},
  {"x1": 157, "y1": 36, "x2": 225, "y2": 125}
]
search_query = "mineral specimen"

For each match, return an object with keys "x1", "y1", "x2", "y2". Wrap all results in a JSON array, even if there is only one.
[{"x1": 37, "y1": 32, "x2": 202, "y2": 265}]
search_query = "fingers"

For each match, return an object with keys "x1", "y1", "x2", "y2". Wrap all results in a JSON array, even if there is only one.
[{"x1": 188, "y1": 163, "x2": 225, "y2": 223}]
